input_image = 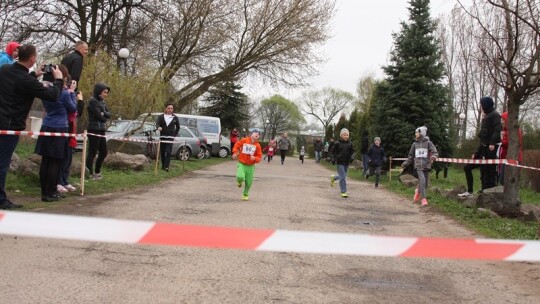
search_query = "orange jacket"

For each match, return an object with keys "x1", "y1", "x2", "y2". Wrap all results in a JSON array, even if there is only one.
[{"x1": 233, "y1": 137, "x2": 262, "y2": 165}]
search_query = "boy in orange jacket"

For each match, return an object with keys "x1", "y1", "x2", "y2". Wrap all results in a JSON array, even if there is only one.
[{"x1": 232, "y1": 129, "x2": 263, "y2": 201}]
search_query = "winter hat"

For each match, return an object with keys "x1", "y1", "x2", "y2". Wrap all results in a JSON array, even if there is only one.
[
  {"x1": 5, "y1": 41, "x2": 20, "y2": 57},
  {"x1": 480, "y1": 96, "x2": 494, "y2": 112},
  {"x1": 374, "y1": 137, "x2": 381, "y2": 143},
  {"x1": 340, "y1": 128, "x2": 349, "y2": 136},
  {"x1": 250, "y1": 129, "x2": 260, "y2": 134},
  {"x1": 415, "y1": 126, "x2": 428, "y2": 137}
]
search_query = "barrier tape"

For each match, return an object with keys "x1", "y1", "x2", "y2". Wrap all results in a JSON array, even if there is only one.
[
  {"x1": 0, "y1": 129, "x2": 178, "y2": 144},
  {"x1": 390, "y1": 157, "x2": 540, "y2": 172},
  {"x1": 0, "y1": 211, "x2": 538, "y2": 262}
]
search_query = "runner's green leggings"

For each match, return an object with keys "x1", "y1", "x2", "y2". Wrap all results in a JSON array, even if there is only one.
[{"x1": 236, "y1": 162, "x2": 255, "y2": 196}]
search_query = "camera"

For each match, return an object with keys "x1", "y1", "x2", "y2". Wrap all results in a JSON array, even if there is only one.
[{"x1": 42, "y1": 64, "x2": 56, "y2": 73}]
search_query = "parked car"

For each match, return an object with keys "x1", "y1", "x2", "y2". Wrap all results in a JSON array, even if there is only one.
[
  {"x1": 219, "y1": 135, "x2": 231, "y2": 158},
  {"x1": 75, "y1": 119, "x2": 151, "y2": 151},
  {"x1": 186, "y1": 126, "x2": 210, "y2": 159},
  {"x1": 172, "y1": 126, "x2": 204, "y2": 161}
]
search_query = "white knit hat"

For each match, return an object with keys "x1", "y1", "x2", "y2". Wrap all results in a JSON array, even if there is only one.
[
  {"x1": 415, "y1": 126, "x2": 428, "y2": 137},
  {"x1": 340, "y1": 128, "x2": 349, "y2": 136}
]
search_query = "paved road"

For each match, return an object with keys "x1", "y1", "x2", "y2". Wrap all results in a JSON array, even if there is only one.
[{"x1": 1, "y1": 158, "x2": 539, "y2": 303}]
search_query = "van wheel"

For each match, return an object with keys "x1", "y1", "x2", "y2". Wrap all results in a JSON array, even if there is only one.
[
  {"x1": 204, "y1": 149, "x2": 211, "y2": 159},
  {"x1": 176, "y1": 146, "x2": 191, "y2": 161},
  {"x1": 219, "y1": 147, "x2": 229, "y2": 158}
]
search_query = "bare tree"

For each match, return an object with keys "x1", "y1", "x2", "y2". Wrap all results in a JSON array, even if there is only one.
[
  {"x1": 298, "y1": 87, "x2": 354, "y2": 133},
  {"x1": 460, "y1": 0, "x2": 540, "y2": 214}
]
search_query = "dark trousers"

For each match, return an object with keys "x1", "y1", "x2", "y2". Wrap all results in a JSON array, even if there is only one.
[
  {"x1": 280, "y1": 149, "x2": 287, "y2": 163},
  {"x1": 464, "y1": 148, "x2": 498, "y2": 193},
  {"x1": 86, "y1": 130, "x2": 108, "y2": 175},
  {"x1": 59, "y1": 147, "x2": 74, "y2": 186},
  {"x1": 160, "y1": 142, "x2": 173, "y2": 169},
  {"x1": 40, "y1": 156, "x2": 62, "y2": 197},
  {"x1": 0, "y1": 135, "x2": 19, "y2": 203}
]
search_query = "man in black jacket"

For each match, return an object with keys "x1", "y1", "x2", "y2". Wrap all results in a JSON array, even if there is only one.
[
  {"x1": 0, "y1": 44, "x2": 63, "y2": 209},
  {"x1": 458, "y1": 96, "x2": 502, "y2": 197},
  {"x1": 156, "y1": 104, "x2": 180, "y2": 171},
  {"x1": 61, "y1": 41, "x2": 88, "y2": 116}
]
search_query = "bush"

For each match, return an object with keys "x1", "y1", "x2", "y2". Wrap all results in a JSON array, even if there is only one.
[{"x1": 522, "y1": 150, "x2": 540, "y2": 192}]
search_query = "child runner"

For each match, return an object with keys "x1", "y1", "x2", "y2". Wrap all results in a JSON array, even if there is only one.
[
  {"x1": 402, "y1": 126, "x2": 438, "y2": 206},
  {"x1": 299, "y1": 146, "x2": 306, "y2": 164},
  {"x1": 263, "y1": 139, "x2": 276, "y2": 163},
  {"x1": 232, "y1": 129, "x2": 263, "y2": 201},
  {"x1": 329, "y1": 128, "x2": 354, "y2": 198},
  {"x1": 366, "y1": 137, "x2": 386, "y2": 188}
]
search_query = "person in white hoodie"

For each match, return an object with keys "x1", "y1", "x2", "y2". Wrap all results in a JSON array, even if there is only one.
[{"x1": 402, "y1": 126, "x2": 438, "y2": 206}]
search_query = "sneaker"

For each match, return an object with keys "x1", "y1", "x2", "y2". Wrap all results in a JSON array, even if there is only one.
[
  {"x1": 375, "y1": 183, "x2": 378, "y2": 188},
  {"x1": 457, "y1": 191, "x2": 473, "y2": 198},
  {"x1": 414, "y1": 188, "x2": 420, "y2": 202},
  {"x1": 365, "y1": 174, "x2": 369, "y2": 179},
  {"x1": 241, "y1": 195, "x2": 249, "y2": 201},
  {"x1": 421, "y1": 198, "x2": 428, "y2": 206},
  {"x1": 330, "y1": 175, "x2": 335, "y2": 187},
  {"x1": 340, "y1": 193, "x2": 348, "y2": 198},
  {"x1": 57, "y1": 184, "x2": 68, "y2": 193},
  {"x1": 64, "y1": 184, "x2": 77, "y2": 192},
  {"x1": 92, "y1": 173, "x2": 103, "y2": 181},
  {"x1": 0, "y1": 199, "x2": 23, "y2": 209}
]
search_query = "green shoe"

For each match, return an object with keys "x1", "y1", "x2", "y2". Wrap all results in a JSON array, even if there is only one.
[
  {"x1": 241, "y1": 195, "x2": 249, "y2": 201},
  {"x1": 340, "y1": 193, "x2": 348, "y2": 198},
  {"x1": 330, "y1": 175, "x2": 335, "y2": 187}
]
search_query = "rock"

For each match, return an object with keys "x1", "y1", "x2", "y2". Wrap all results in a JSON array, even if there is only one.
[
  {"x1": 520, "y1": 204, "x2": 540, "y2": 222},
  {"x1": 476, "y1": 186, "x2": 521, "y2": 217},
  {"x1": 9, "y1": 153, "x2": 21, "y2": 172},
  {"x1": 399, "y1": 174, "x2": 418, "y2": 188},
  {"x1": 107, "y1": 139, "x2": 145, "y2": 155},
  {"x1": 458, "y1": 196, "x2": 477, "y2": 208},
  {"x1": 103, "y1": 152, "x2": 149, "y2": 171},
  {"x1": 18, "y1": 154, "x2": 41, "y2": 178},
  {"x1": 477, "y1": 208, "x2": 500, "y2": 218}
]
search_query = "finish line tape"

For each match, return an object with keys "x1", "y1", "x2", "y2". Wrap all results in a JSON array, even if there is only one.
[{"x1": 0, "y1": 211, "x2": 538, "y2": 262}]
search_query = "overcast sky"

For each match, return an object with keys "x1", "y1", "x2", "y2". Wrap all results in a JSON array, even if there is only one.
[{"x1": 248, "y1": 0, "x2": 466, "y2": 100}]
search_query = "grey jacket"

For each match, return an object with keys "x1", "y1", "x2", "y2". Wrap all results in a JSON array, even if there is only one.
[
  {"x1": 403, "y1": 137, "x2": 438, "y2": 171},
  {"x1": 278, "y1": 137, "x2": 291, "y2": 150}
]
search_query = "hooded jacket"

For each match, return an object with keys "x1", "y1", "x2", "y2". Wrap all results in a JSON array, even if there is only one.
[
  {"x1": 477, "y1": 98, "x2": 502, "y2": 148},
  {"x1": 403, "y1": 136, "x2": 438, "y2": 171},
  {"x1": 86, "y1": 83, "x2": 111, "y2": 131},
  {"x1": 313, "y1": 139, "x2": 323, "y2": 152},
  {"x1": 367, "y1": 143, "x2": 386, "y2": 167},
  {"x1": 0, "y1": 42, "x2": 20, "y2": 66}
]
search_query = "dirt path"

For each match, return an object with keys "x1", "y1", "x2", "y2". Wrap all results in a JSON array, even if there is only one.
[{"x1": 1, "y1": 158, "x2": 539, "y2": 303}]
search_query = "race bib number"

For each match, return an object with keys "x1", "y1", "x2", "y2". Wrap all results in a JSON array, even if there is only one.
[
  {"x1": 269, "y1": 147, "x2": 274, "y2": 152},
  {"x1": 415, "y1": 148, "x2": 428, "y2": 158},
  {"x1": 242, "y1": 144, "x2": 256, "y2": 156}
]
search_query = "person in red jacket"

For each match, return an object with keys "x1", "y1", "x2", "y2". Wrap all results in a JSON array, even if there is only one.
[
  {"x1": 232, "y1": 129, "x2": 262, "y2": 201},
  {"x1": 230, "y1": 128, "x2": 239, "y2": 151},
  {"x1": 499, "y1": 112, "x2": 523, "y2": 185},
  {"x1": 262, "y1": 139, "x2": 276, "y2": 163}
]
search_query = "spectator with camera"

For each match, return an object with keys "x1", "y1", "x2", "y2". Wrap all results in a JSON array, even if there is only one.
[
  {"x1": 0, "y1": 44, "x2": 63, "y2": 209},
  {"x1": 35, "y1": 64, "x2": 77, "y2": 202}
]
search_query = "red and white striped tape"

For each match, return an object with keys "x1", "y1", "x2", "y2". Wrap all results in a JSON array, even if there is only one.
[
  {"x1": 0, "y1": 130, "x2": 81, "y2": 137},
  {"x1": 0, "y1": 211, "x2": 538, "y2": 262},
  {"x1": 0, "y1": 129, "x2": 178, "y2": 144},
  {"x1": 391, "y1": 157, "x2": 540, "y2": 172}
]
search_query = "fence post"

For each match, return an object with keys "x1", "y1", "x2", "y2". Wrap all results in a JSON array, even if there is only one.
[
  {"x1": 154, "y1": 140, "x2": 161, "y2": 175},
  {"x1": 80, "y1": 130, "x2": 88, "y2": 196},
  {"x1": 389, "y1": 157, "x2": 392, "y2": 182}
]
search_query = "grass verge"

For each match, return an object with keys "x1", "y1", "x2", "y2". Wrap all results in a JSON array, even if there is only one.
[{"x1": 322, "y1": 161, "x2": 539, "y2": 240}]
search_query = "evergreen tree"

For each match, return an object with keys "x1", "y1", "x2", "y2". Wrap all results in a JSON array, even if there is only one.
[
  {"x1": 200, "y1": 82, "x2": 249, "y2": 131},
  {"x1": 372, "y1": 0, "x2": 453, "y2": 158},
  {"x1": 348, "y1": 109, "x2": 361, "y2": 159},
  {"x1": 334, "y1": 113, "x2": 348, "y2": 139}
]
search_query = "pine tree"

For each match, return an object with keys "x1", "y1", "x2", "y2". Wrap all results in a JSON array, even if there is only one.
[
  {"x1": 200, "y1": 82, "x2": 249, "y2": 131},
  {"x1": 372, "y1": 0, "x2": 453, "y2": 158}
]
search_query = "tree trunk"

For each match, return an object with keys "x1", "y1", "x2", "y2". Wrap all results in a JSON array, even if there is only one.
[{"x1": 502, "y1": 99, "x2": 521, "y2": 216}]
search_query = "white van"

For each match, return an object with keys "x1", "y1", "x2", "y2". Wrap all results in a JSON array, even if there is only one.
[{"x1": 138, "y1": 112, "x2": 222, "y2": 154}]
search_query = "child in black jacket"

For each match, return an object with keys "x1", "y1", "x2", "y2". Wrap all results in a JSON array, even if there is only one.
[
  {"x1": 366, "y1": 137, "x2": 386, "y2": 188},
  {"x1": 329, "y1": 128, "x2": 354, "y2": 198}
]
